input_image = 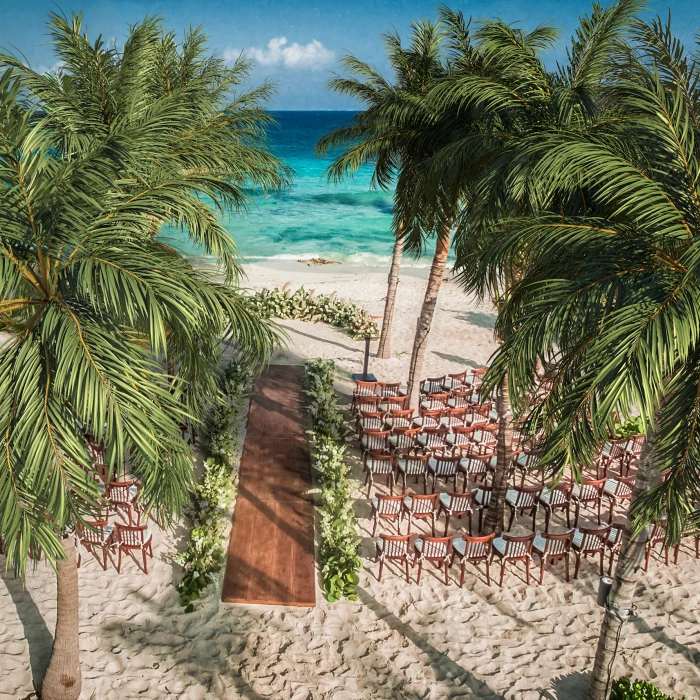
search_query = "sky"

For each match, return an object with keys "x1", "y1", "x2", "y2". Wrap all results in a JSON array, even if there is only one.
[{"x1": 1, "y1": 0, "x2": 698, "y2": 109}]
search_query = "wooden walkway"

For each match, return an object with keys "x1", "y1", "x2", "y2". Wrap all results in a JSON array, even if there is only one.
[{"x1": 222, "y1": 365, "x2": 316, "y2": 606}]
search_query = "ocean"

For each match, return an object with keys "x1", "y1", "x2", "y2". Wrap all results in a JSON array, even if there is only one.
[{"x1": 163, "y1": 111, "x2": 431, "y2": 268}]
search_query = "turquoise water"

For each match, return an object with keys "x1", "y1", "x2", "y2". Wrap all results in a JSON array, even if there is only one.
[{"x1": 163, "y1": 111, "x2": 431, "y2": 268}]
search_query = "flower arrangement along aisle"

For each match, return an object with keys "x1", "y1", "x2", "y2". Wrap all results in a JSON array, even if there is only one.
[
  {"x1": 177, "y1": 361, "x2": 251, "y2": 611},
  {"x1": 305, "y1": 359, "x2": 362, "y2": 601}
]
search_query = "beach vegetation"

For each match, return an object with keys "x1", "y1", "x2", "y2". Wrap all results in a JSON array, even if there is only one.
[
  {"x1": 248, "y1": 286, "x2": 378, "y2": 339},
  {"x1": 305, "y1": 359, "x2": 361, "y2": 602},
  {"x1": 611, "y1": 677, "x2": 685, "y2": 700},
  {"x1": 177, "y1": 361, "x2": 250, "y2": 612}
]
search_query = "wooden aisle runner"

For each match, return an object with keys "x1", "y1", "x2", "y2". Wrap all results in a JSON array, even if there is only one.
[{"x1": 222, "y1": 364, "x2": 316, "y2": 606}]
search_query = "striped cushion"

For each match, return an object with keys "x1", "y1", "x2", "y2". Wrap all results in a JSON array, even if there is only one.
[
  {"x1": 404, "y1": 497, "x2": 434, "y2": 514},
  {"x1": 506, "y1": 489, "x2": 537, "y2": 507},
  {"x1": 366, "y1": 458, "x2": 393, "y2": 474},
  {"x1": 415, "y1": 538, "x2": 449, "y2": 558},
  {"x1": 534, "y1": 534, "x2": 569, "y2": 555},
  {"x1": 572, "y1": 483, "x2": 599, "y2": 500},
  {"x1": 453, "y1": 537, "x2": 490, "y2": 558},
  {"x1": 540, "y1": 488, "x2": 568, "y2": 506},
  {"x1": 493, "y1": 537, "x2": 529, "y2": 557},
  {"x1": 361, "y1": 435, "x2": 388, "y2": 450},
  {"x1": 377, "y1": 537, "x2": 407, "y2": 557},
  {"x1": 428, "y1": 458, "x2": 457, "y2": 475},
  {"x1": 413, "y1": 416, "x2": 440, "y2": 429},
  {"x1": 459, "y1": 457, "x2": 490, "y2": 474},
  {"x1": 439, "y1": 492, "x2": 472, "y2": 511},
  {"x1": 475, "y1": 489, "x2": 491, "y2": 506},
  {"x1": 389, "y1": 434, "x2": 416, "y2": 449},
  {"x1": 372, "y1": 498, "x2": 402, "y2": 515},
  {"x1": 573, "y1": 529, "x2": 604, "y2": 551},
  {"x1": 359, "y1": 418, "x2": 384, "y2": 432},
  {"x1": 604, "y1": 480, "x2": 632, "y2": 498},
  {"x1": 396, "y1": 458, "x2": 426, "y2": 475}
]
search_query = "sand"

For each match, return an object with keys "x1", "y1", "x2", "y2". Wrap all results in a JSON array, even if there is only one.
[{"x1": 1, "y1": 261, "x2": 699, "y2": 700}]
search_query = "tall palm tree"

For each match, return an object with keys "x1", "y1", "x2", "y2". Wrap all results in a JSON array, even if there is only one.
[
  {"x1": 424, "y1": 0, "x2": 642, "y2": 535},
  {"x1": 316, "y1": 21, "x2": 446, "y2": 360},
  {"x1": 469, "y1": 14, "x2": 700, "y2": 699},
  {"x1": 0, "y1": 19, "x2": 283, "y2": 699},
  {"x1": 0, "y1": 11, "x2": 291, "y2": 284}
]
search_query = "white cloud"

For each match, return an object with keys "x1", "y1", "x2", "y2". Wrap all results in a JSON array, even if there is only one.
[{"x1": 226, "y1": 37, "x2": 335, "y2": 71}]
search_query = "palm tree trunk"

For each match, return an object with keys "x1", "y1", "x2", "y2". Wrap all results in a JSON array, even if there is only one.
[
  {"x1": 377, "y1": 231, "x2": 404, "y2": 360},
  {"x1": 42, "y1": 536, "x2": 82, "y2": 700},
  {"x1": 483, "y1": 375, "x2": 513, "y2": 535},
  {"x1": 587, "y1": 429, "x2": 660, "y2": 700},
  {"x1": 406, "y1": 228, "x2": 451, "y2": 409}
]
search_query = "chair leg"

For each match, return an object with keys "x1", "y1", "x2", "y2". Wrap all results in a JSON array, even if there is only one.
[
  {"x1": 431, "y1": 513, "x2": 436, "y2": 537},
  {"x1": 143, "y1": 548, "x2": 148, "y2": 574},
  {"x1": 574, "y1": 552, "x2": 581, "y2": 579},
  {"x1": 116, "y1": 547, "x2": 122, "y2": 574},
  {"x1": 599, "y1": 549, "x2": 605, "y2": 576},
  {"x1": 565, "y1": 505, "x2": 571, "y2": 528},
  {"x1": 102, "y1": 546, "x2": 108, "y2": 571},
  {"x1": 499, "y1": 561, "x2": 505, "y2": 587},
  {"x1": 525, "y1": 557, "x2": 531, "y2": 585},
  {"x1": 608, "y1": 550, "x2": 615, "y2": 575},
  {"x1": 367, "y1": 473, "x2": 373, "y2": 499},
  {"x1": 564, "y1": 554, "x2": 570, "y2": 583},
  {"x1": 608, "y1": 500, "x2": 615, "y2": 525},
  {"x1": 372, "y1": 515, "x2": 378, "y2": 538},
  {"x1": 444, "y1": 561, "x2": 449, "y2": 585},
  {"x1": 574, "y1": 501, "x2": 581, "y2": 528},
  {"x1": 532, "y1": 507, "x2": 538, "y2": 532},
  {"x1": 405, "y1": 557, "x2": 410, "y2": 583},
  {"x1": 444, "y1": 514, "x2": 450, "y2": 537},
  {"x1": 485, "y1": 558, "x2": 491, "y2": 586},
  {"x1": 507, "y1": 506, "x2": 515, "y2": 532},
  {"x1": 378, "y1": 560, "x2": 384, "y2": 582},
  {"x1": 643, "y1": 547, "x2": 650, "y2": 572},
  {"x1": 468, "y1": 511, "x2": 473, "y2": 536},
  {"x1": 544, "y1": 508, "x2": 550, "y2": 534},
  {"x1": 597, "y1": 498, "x2": 602, "y2": 525},
  {"x1": 416, "y1": 561, "x2": 423, "y2": 584}
]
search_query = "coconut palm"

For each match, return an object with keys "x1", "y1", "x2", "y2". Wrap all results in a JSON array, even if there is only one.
[
  {"x1": 0, "y1": 56, "x2": 280, "y2": 700},
  {"x1": 316, "y1": 21, "x2": 446, "y2": 361},
  {"x1": 468, "y1": 14, "x2": 700, "y2": 699},
  {"x1": 422, "y1": 0, "x2": 642, "y2": 535},
  {"x1": 0, "y1": 11, "x2": 291, "y2": 283}
]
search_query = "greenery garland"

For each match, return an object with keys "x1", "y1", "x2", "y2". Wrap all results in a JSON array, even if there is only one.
[
  {"x1": 305, "y1": 358, "x2": 362, "y2": 601},
  {"x1": 248, "y1": 286, "x2": 378, "y2": 340},
  {"x1": 176, "y1": 361, "x2": 251, "y2": 612},
  {"x1": 611, "y1": 678, "x2": 685, "y2": 700}
]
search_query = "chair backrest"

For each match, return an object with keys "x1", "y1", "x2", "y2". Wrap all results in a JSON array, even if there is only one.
[
  {"x1": 416, "y1": 536, "x2": 452, "y2": 558},
  {"x1": 392, "y1": 427, "x2": 421, "y2": 449},
  {"x1": 648, "y1": 518, "x2": 667, "y2": 541},
  {"x1": 577, "y1": 525, "x2": 610, "y2": 552},
  {"x1": 444, "y1": 491, "x2": 476, "y2": 512},
  {"x1": 375, "y1": 495, "x2": 403, "y2": 515},
  {"x1": 381, "y1": 395, "x2": 409, "y2": 410},
  {"x1": 353, "y1": 380, "x2": 378, "y2": 397},
  {"x1": 540, "y1": 530, "x2": 574, "y2": 554},
  {"x1": 378, "y1": 534, "x2": 411, "y2": 556},
  {"x1": 472, "y1": 425, "x2": 498, "y2": 444},
  {"x1": 78, "y1": 518, "x2": 109, "y2": 544},
  {"x1": 407, "y1": 493, "x2": 438, "y2": 512},
  {"x1": 354, "y1": 395, "x2": 381, "y2": 413},
  {"x1": 628, "y1": 434, "x2": 644, "y2": 454},
  {"x1": 461, "y1": 532, "x2": 496, "y2": 558},
  {"x1": 512, "y1": 485, "x2": 543, "y2": 507},
  {"x1": 376, "y1": 381, "x2": 402, "y2": 397},
  {"x1": 88, "y1": 441, "x2": 105, "y2": 465},
  {"x1": 362, "y1": 430, "x2": 390, "y2": 451},
  {"x1": 397, "y1": 453, "x2": 429, "y2": 471},
  {"x1": 606, "y1": 476, "x2": 635, "y2": 497},
  {"x1": 469, "y1": 368, "x2": 488, "y2": 386},
  {"x1": 419, "y1": 408, "x2": 444, "y2": 422},
  {"x1": 580, "y1": 477, "x2": 607, "y2": 496},
  {"x1": 115, "y1": 523, "x2": 148, "y2": 547},
  {"x1": 421, "y1": 376, "x2": 446, "y2": 394},
  {"x1": 445, "y1": 407, "x2": 468, "y2": 422},
  {"x1": 389, "y1": 408, "x2": 414, "y2": 422},
  {"x1": 459, "y1": 453, "x2": 493, "y2": 474},
  {"x1": 366, "y1": 452, "x2": 394, "y2": 469},
  {"x1": 606, "y1": 439, "x2": 628, "y2": 460},
  {"x1": 422, "y1": 426, "x2": 449, "y2": 447},
  {"x1": 502, "y1": 533, "x2": 535, "y2": 557},
  {"x1": 431, "y1": 456, "x2": 459, "y2": 475},
  {"x1": 107, "y1": 480, "x2": 135, "y2": 503},
  {"x1": 450, "y1": 389, "x2": 473, "y2": 407},
  {"x1": 447, "y1": 371, "x2": 468, "y2": 387},
  {"x1": 423, "y1": 393, "x2": 450, "y2": 410},
  {"x1": 453, "y1": 424, "x2": 476, "y2": 438}
]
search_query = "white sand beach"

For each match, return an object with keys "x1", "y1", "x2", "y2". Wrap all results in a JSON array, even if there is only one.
[{"x1": 1, "y1": 262, "x2": 699, "y2": 700}]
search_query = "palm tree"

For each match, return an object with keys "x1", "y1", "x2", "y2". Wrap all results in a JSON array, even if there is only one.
[
  {"x1": 0, "y1": 11, "x2": 291, "y2": 284},
  {"x1": 316, "y1": 21, "x2": 446, "y2": 360},
  {"x1": 423, "y1": 0, "x2": 641, "y2": 535},
  {"x1": 0, "y1": 21, "x2": 282, "y2": 697},
  {"x1": 468, "y1": 14, "x2": 700, "y2": 699}
]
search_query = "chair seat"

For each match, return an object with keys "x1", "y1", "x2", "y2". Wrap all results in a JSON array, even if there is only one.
[
  {"x1": 371, "y1": 498, "x2": 402, "y2": 515},
  {"x1": 413, "y1": 417, "x2": 440, "y2": 429},
  {"x1": 366, "y1": 459, "x2": 393, "y2": 474},
  {"x1": 459, "y1": 457, "x2": 491, "y2": 473},
  {"x1": 604, "y1": 479, "x2": 632, "y2": 498},
  {"x1": 540, "y1": 488, "x2": 568, "y2": 506},
  {"x1": 475, "y1": 489, "x2": 491, "y2": 506},
  {"x1": 533, "y1": 534, "x2": 547, "y2": 553},
  {"x1": 377, "y1": 537, "x2": 407, "y2": 557},
  {"x1": 453, "y1": 537, "x2": 490, "y2": 559},
  {"x1": 446, "y1": 433, "x2": 470, "y2": 446},
  {"x1": 493, "y1": 537, "x2": 529, "y2": 557},
  {"x1": 506, "y1": 489, "x2": 537, "y2": 507},
  {"x1": 404, "y1": 497, "x2": 434, "y2": 514},
  {"x1": 385, "y1": 417, "x2": 411, "y2": 429},
  {"x1": 572, "y1": 484, "x2": 598, "y2": 500},
  {"x1": 415, "y1": 538, "x2": 449, "y2": 558},
  {"x1": 427, "y1": 458, "x2": 456, "y2": 475},
  {"x1": 573, "y1": 529, "x2": 584, "y2": 548},
  {"x1": 447, "y1": 398, "x2": 469, "y2": 409},
  {"x1": 439, "y1": 492, "x2": 453, "y2": 508},
  {"x1": 493, "y1": 537, "x2": 507, "y2": 555},
  {"x1": 360, "y1": 418, "x2": 384, "y2": 432},
  {"x1": 396, "y1": 458, "x2": 425, "y2": 475}
]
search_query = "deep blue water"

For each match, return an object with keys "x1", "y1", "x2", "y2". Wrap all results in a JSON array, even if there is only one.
[{"x1": 163, "y1": 111, "x2": 430, "y2": 267}]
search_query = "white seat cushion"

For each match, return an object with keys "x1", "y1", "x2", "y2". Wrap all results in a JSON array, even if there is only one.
[
  {"x1": 453, "y1": 537, "x2": 466, "y2": 556},
  {"x1": 505, "y1": 489, "x2": 518, "y2": 505},
  {"x1": 475, "y1": 489, "x2": 491, "y2": 506},
  {"x1": 493, "y1": 537, "x2": 507, "y2": 555},
  {"x1": 439, "y1": 492, "x2": 452, "y2": 508},
  {"x1": 572, "y1": 529, "x2": 584, "y2": 548},
  {"x1": 533, "y1": 534, "x2": 547, "y2": 553}
]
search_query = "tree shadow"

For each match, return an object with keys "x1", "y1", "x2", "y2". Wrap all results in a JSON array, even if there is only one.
[
  {"x1": 539, "y1": 671, "x2": 590, "y2": 699},
  {"x1": 454, "y1": 310, "x2": 498, "y2": 329},
  {"x1": 356, "y1": 585, "x2": 505, "y2": 698},
  {"x1": 0, "y1": 568, "x2": 53, "y2": 691},
  {"x1": 281, "y1": 323, "x2": 364, "y2": 355},
  {"x1": 632, "y1": 615, "x2": 700, "y2": 665},
  {"x1": 431, "y1": 351, "x2": 482, "y2": 367}
]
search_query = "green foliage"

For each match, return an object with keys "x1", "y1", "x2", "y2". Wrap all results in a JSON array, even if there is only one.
[
  {"x1": 177, "y1": 361, "x2": 251, "y2": 612},
  {"x1": 613, "y1": 417, "x2": 645, "y2": 440},
  {"x1": 611, "y1": 677, "x2": 685, "y2": 700},
  {"x1": 248, "y1": 287, "x2": 378, "y2": 340},
  {"x1": 305, "y1": 359, "x2": 361, "y2": 602}
]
